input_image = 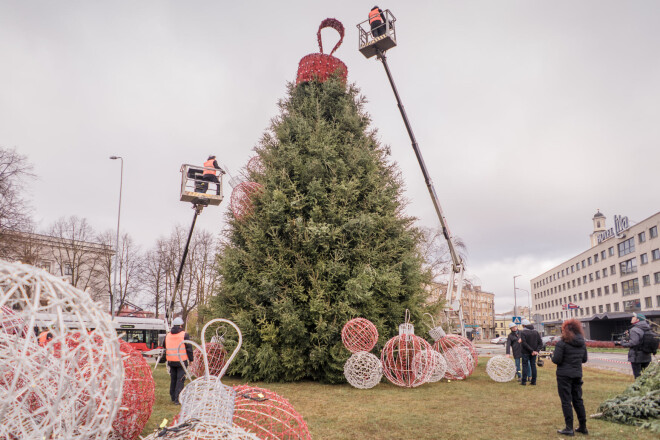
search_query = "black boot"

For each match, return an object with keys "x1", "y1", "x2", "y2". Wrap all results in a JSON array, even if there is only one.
[
  {"x1": 575, "y1": 425, "x2": 588, "y2": 435},
  {"x1": 557, "y1": 427, "x2": 574, "y2": 436}
]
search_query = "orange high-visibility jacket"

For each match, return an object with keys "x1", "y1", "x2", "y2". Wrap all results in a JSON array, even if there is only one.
[
  {"x1": 165, "y1": 332, "x2": 188, "y2": 362},
  {"x1": 369, "y1": 8, "x2": 383, "y2": 24},
  {"x1": 38, "y1": 331, "x2": 49, "y2": 346},
  {"x1": 203, "y1": 159, "x2": 216, "y2": 175}
]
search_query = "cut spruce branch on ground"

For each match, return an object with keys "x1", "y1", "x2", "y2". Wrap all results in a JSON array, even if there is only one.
[{"x1": 143, "y1": 358, "x2": 658, "y2": 439}]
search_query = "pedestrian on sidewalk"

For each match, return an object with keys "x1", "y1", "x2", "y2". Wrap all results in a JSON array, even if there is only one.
[
  {"x1": 520, "y1": 318, "x2": 543, "y2": 386},
  {"x1": 505, "y1": 322, "x2": 523, "y2": 380},
  {"x1": 552, "y1": 318, "x2": 588, "y2": 436}
]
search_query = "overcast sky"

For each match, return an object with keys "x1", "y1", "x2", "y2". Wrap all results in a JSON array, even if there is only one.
[{"x1": 1, "y1": 1, "x2": 659, "y2": 313}]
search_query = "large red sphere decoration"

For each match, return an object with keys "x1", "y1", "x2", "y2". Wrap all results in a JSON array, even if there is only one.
[
  {"x1": 189, "y1": 342, "x2": 228, "y2": 377},
  {"x1": 230, "y1": 181, "x2": 263, "y2": 220},
  {"x1": 296, "y1": 18, "x2": 347, "y2": 85},
  {"x1": 341, "y1": 318, "x2": 378, "y2": 353},
  {"x1": 110, "y1": 340, "x2": 155, "y2": 440},
  {"x1": 433, "y1": 334, "x2": 477, "y2": 380},
  {"x1": 380, "y1": 334, "x2": 435, "y2": 387},
  {"x1": 233, "y1": 385, "x2": 312, "y2": 440},
  {"x1": 246, "y1": 156, "x2": 265, "y2": 176}
]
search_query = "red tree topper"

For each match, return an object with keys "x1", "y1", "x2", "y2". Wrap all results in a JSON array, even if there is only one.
[
  {"x1": 233, "y1": 385, "x2": 311, "y2": 440},
  {"x1": 296, "y1": 18, "x2": 347, "y2": 85},
  {"x1": 341, "y1": 318, "x2": 379, "y2": 353},
  {"x1": 230, "y1": 181, "x2": 264, "y2": 220}
]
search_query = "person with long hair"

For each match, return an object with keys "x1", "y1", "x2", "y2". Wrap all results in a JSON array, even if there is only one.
[{"x1": 551, "y1": 319, "x2": 588, "y2": 436}]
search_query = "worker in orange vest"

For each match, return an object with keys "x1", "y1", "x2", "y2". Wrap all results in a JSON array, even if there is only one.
[
  {"x1": 38, "y1": 329, "x2": 53, "y2": 347},
  {"x1": 164, "y1": 317, "x2": 194, "y2": 405},
  {"x1": 369, "y1": 6, "x2": 386, "y2": 38},
  {"x1": 202, "y1": 155, "x2": 225, "y2": 196}
]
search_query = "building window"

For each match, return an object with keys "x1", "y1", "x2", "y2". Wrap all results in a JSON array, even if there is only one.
[
  {"x1": 581, "y1": 260, "x2": 586, "y2": 268},
  {"x1": 589, "y1": 273, "x2": 593, "y2": 282},
  {"x1": 606, "y1": 303, "x2": 611, "y2": 312},
  {"x1": 588, "y1": 257, "x2": 592, "y2": 266},
  {"x1": 610, "y1": 265, "x2": 616, "y2": 275},
  {"x1": 594, "y1": 254, "x2": 599, "y2": 263},
  {"x1": 643, "y1": 275, "x2": 650, "y2": 286},
  {"x1": 601, "y1": 250, "x2": 606, "y2": 260},
  {"x1": 612, "y1": 283, "x2": 618, "y2": 293},
  {"x1": 614, "y1": 302, "x2": 620, "y2": 312},
  {"x1": 38, "y1": 261, "x2": 51, "y2": 273},
  {"x1": 604, "y1": 285, "x2": 610, "y2": 295},
  {"x1": 639, "y1": 231, "x2": 646, "y2": 243},
  {"x1": 578, "y1": 292, "x2": 582, "y2": 300},
  {"x1": 619, "y1": 258, "x2": 638, "y2": 275},
  {"x1": 64, "y1": 264, "x2": 73, "y2": 276},
  {"x1": 645, "y1": 297, "x2": 652, "y2": 308},
  {"x1": 608, "y1": 246, "x2": 614, "y2": 256},
  {"x1": 572, "y1": 280, "x2": 576, "y2": 287},
  {"x1": 618, "y1": 237, "x2": 635, "y2": 257},
  {"x1": 597, "y1": 287, "x2": 602, "y2": 296},
  {"x1": 621, "y1": 279, "x2": 639, "y2": 296},
  {"x1": 592, "y1": 306, "x2": 597, "y2": 315},
  {"x1": 654, "y1": 272, "x2": 660, "y2": 284},
  {"x1": 652, "y1": 249, "x2": 660, "y2": 261},
  {"x1": 641, "y1": 253, "x2": 648, "y2": 265},
  {"x1": 595, "y1": 271, "x2": 600, "y2": 280},
  {"x1": 590, "y1": 289, "x2": 595, "y2": 298},
  {"x1": 578, "y1": 278, "x2": 581, "y2": 286},
  {"x1": 657, "y1": 295, "x2": 660, "y2": 307},
  {"x1": 602, "y1": 268, "x2": 607, "y2": 278},
  {"x1": 651, "y1": 226, "x2": 658, "y2": 239}
]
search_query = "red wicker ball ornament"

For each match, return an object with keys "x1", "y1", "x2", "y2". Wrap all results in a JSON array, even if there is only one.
[
  {"x1": 341, "y1": 318, "x2": 379, "y2": 353},
  {"x1": 233, "y1": 385, "x2": 311, "y2": 440},
  {"x1": 296, "y1": 18, "x2": 347, "y2": 85},
  {"x1": 230, "y1": 181, "x2": 263, "y2": 220},
  {"x1": 246, "y1": 156, "x2": 265, "y2": 176},
  {"x1": 380, "y1": 333, "x2": 435, "y2": 387},
  {"x1": 189, "y1": 342, "x2": 228, "y2": 377},
  {"x1": 433, "y1": 334, "x2": 477, "y2": 380},
  {"x1": 111, "y1": 340, "x2": 155, "y2": 440}
]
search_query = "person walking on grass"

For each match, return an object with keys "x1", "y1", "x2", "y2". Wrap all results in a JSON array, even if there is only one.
[
  {"x1": 520, "y1": 318, "x2": 543, "y2": 386},
  {"x1": 164, "y1": 317, "x2": 194, "y2": 405},
  {"x1": 616, "y1": 312, "x2": 655, "y2": 378},
  {"x1": 505, "y1": 322, "x2": 523, "y2": 380},
  {"x1": 552, "y1": 319, "x2": 588, "y2": 436}
]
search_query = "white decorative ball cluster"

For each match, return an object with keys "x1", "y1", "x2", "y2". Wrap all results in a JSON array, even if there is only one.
[
  {"x1": 486, "y1": 355, "x2": 517, "y2": 382},
  {"x1": 344, "y1": 351, "x2": 383, "y2": 389}
]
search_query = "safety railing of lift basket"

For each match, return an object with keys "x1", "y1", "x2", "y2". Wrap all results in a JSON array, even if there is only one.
[
  {"x1": 180, "y1": 164, "x2": 223, "y2": 196},
  {"x1": 356, "y1": 9, "x2": 397, "y2": 49}
]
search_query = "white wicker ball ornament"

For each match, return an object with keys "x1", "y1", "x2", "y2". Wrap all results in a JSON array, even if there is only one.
[
  {"x1": 486, "y1": 355, "x2": 517, "y2": 382},
  {"x1": 343, "y1": 351, "x2": 382, "y2": 389},
  {"x1": 0, "y1": 259, "x2": 123, "y2": 440},
  {"x1": 414, "y1": 349, "x2": 447, "y2": 383}
]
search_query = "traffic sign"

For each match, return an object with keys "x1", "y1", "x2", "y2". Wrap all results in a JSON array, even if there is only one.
[{"x1": 512, "y1": 316, "x2": 522, "y2": 325}]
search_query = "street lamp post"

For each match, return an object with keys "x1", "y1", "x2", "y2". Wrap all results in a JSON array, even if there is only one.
[
  {"x1": 516, "y1": 287, "x2": 531, "y2": 320},
  {"x1": 109, "y1": 156, "x2": 123, "y2": 318},
  {"x1": 513, "y1": 275, "x2": 522, "y2": 319}
]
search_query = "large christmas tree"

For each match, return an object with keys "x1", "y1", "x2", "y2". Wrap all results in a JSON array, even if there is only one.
[{"x1": 212, "y1": 24, "x2": 433, "y2": 383}]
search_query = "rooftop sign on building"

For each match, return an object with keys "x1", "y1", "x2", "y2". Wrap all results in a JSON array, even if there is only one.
[{"x1": 597, "y1": 214, "x2": 630, "y2": 244}]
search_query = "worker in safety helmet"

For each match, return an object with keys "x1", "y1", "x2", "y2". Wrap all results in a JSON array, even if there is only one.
[
  {"x1": 369, "y1": 6, "x2": 386, "y2": 38},
  {"x1": 164, "y1": 317, "x2": 194, "y2": 405},
  {"x1": 38, "y1": 329, "x2": 53, "y2": 347},
  {"x1": 202, "y1": 155, "x2": 225, "y2": 196}
]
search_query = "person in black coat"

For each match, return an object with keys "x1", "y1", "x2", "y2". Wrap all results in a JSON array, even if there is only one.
[
  {"x1": 505, "y1": 322, "x2": 523, "y2": 380},
  {"x1": 164, "y1": 317, "x2": 195, "y2": 405},
  {"x1": 520, "y1": 319, "x2": 543, "y2": 386},
  {"x1": 616, "y1": 312, "x2": 654, "y2": 378},
  {"x1": 552, "y1": 319, "x2": 588, "y2": 436}
]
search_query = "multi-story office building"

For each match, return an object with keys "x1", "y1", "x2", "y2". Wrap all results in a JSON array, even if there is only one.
[
  {"x1": 531, "y1": 211, "x2": 660, "y2": 339},
  {"x1": 426, "y1": 282, "x2": 496, "y2": 339}
]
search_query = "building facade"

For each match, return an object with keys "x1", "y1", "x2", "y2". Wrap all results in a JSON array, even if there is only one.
[
  {"x1": 531, "y1": 211, "x2": 660, "y2": 339},
  {"x1": 426, "y1": 282, "x2": 496, "y2": 339}
]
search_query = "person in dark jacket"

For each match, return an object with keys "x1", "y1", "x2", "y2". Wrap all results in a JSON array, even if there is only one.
[
  {"x1": 505, "y1": 322, "x2": 523, "y2": 380},
  {"x1": 520, "y1": 318, "x2": 543, "y2": 386},
  {"x1": 616, "y1": 312, "x2": 653, "y2": 378},
  {"x1": 164, "y1": 317, "x2": 194, "y2": 405},
  {"x1": 552, "y1": 319, "x2": 588, "y2": 436},
  {"x1": 369, "y1": 6, "x2": 386, "y2": 38}
]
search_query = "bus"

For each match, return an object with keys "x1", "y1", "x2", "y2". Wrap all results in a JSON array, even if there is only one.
[{"x1": 34, "y1": 313, "x2": 168, "y2": 353}]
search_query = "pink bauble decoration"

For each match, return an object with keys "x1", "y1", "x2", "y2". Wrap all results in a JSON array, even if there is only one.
[
  {"x1": 380, "y1": 333, "x2": 435, "y2": 387},
  {"x1": 0, "y1": 306, "x2": 26, "y2": 336},
  {"x1": 341, "y1": 318, "x2": 378, "y2": 353},
  {"x1": 246, "y1": 156, "x2": 265, "y2": 176},
  {"x1": 433, "y1": 334, "x2": 477, "y2": 380},
  {"x1": 230, "y1": 182, "x2": 263, "y2": 220},
  {"x1": 110, "y1": 340, "x2": 155, "y2": 440},
  {"x1": 189, "y1": 342, "x2": 228, "y2": 377},
  {"x1": 233, "y1": 385, "x2": 311, "y2": 440}
]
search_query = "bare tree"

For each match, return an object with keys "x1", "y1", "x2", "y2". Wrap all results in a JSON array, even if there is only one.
[
  {"x1": 98, "y1": 230, "x2": 143, "y2": 314},
  {"x1": 46, "y1": 216, "x2": 110, "y2": 304},
  {"x1": 142, "y1": 238, "x2": 172, "y2": 319},
  {"x1": 419, "y1": 226, "x2": 468, "y2": 284},
  {"x1": 0, "y1": 147, "x2": 34, "y2": 258}
]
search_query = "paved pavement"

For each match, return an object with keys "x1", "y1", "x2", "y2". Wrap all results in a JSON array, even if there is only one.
[{"x1": 473, "y1": 343, "x2": 634, "y2": 376}]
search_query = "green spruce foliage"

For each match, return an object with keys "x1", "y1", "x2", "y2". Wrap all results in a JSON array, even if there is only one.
[
  {"x1": 595, "y1": 362, "x2": 660, "y2": 432},
  {"x1": 212, "y1": 77, "x2": 434, "y2": 383}
]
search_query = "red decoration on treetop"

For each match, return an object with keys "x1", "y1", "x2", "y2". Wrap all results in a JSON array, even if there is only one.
[{"x1": 296, "y1": 18, "x2": 348, "y2": 85}]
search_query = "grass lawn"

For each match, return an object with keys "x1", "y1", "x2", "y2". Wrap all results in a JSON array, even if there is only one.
[{"x1": 142, "y1": 359, "x2": 656, "y2": 439}]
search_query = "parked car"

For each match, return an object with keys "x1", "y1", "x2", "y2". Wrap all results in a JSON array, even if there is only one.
[
  {"x1": 541, "y1": 335, "x2": 558, "y2": 350},
  {"x1": 490, "y1": 336, "x2": 507, "y2": 345}
]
